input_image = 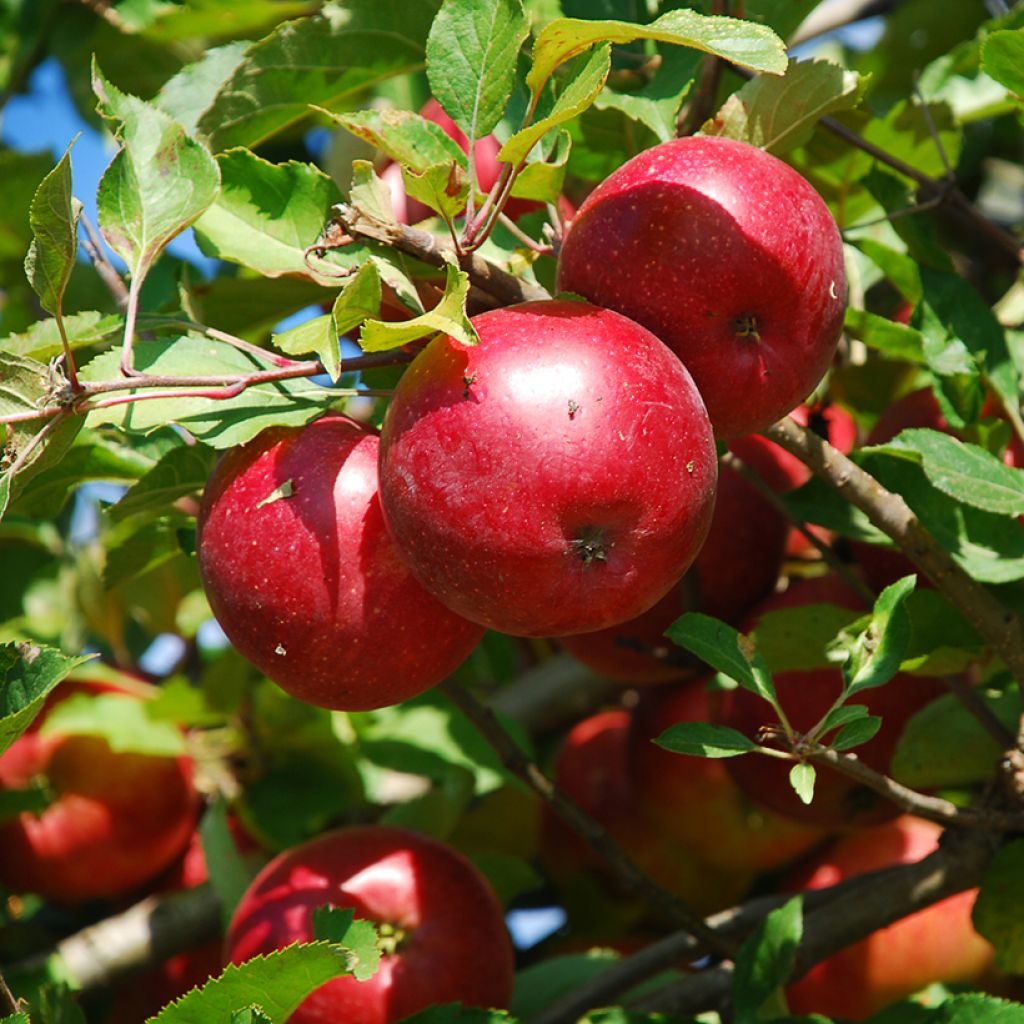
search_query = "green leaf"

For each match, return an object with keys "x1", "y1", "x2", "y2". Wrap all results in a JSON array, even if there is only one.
[
  {"x1": 348, "y1": 161, "x2": 399, "y2": 224},
  {"x1": 500, "y1": 45, "x2": 612, "y2": 166},
  {"x1": 844, "y1": 308, "x2": 925, "y2": 364},
  {"x1": 831, "y1": 716, "x2": 883, "y2": 751},
  {"x1": 78, "y1": 336, "x2": 344, "y2": 450},
  {"x1": 138, "y1": 0, "x2": 317, "y2": 44},
  {"x1": 973, "y1": 839, "x2": 1024, "y2": 973},
  {"x1": 324, "y1": 108, "x2": 466, "y2": 173},
  {"x1": 527, "y1": 8, "x2": 787, "y2": 95},
  {"x1": 193, "y1": 150, "x2": 347, "y2": 281},
  {"x1": 0, "y1": 1012, "x2": 30, "y2": 1023},
  {"x1": 331, "y1": 261, "x2": 383, "y2": 346},
  {"x1": 981, "y1": 29, "x2": 1024, "y2": 97},
  {"x1": 702, "y1": 58, "x2": 864, "y2": 153},
  {"x1": 198, "y1": 0, "x2": 441, "y2": 151},
  {"x1": 144, "y1": 942, "x2": 349, "y2": 1023},
  {"x1": 839, "y1": 576, "x2": 916, "y2": 695},
  {"x1": 818, "y1": 703, "x2": 870, "y2": 736},
  {"x1": 666, "y1": 613, "x2": 778, "y2": 706},
  {"x1": 1, "y1": 311, "x2": 124, "y2": 361},
  {"x1": 24, "y1": 141, "x2": 83, "y2": 317},
  {"x1": 402, "y1": 161, "x2": 470, "y2": 224},
  {"x1": 108, "y1": 444, "x2": 217, "y2": 523},
  {"x1": 0, "y1": 644, "x2": 94, "y2": 757},
  {"x1": 0, "y1": 779, "x2": 52, "y2": 822},
  {"x1": 510, "y1": 951, "x2": 621, "y2": 1019},
  {"x1": 929, "y1": 995, "x2": 1024, "y2": 1023},
  {"x1": 788, "y1": 762, "x2": 815, "y2": 805},
  {"x1": 878, "y1": 428, "x2": 1024, "y2": 518},
  {"x1": 311, "y1": 906, "x2": 381, "y2": 982},
  {"x1": 510, "y1": 130, "x2": 571, "y2": 202},
  {"x1": 655, "y1": 721, "x2": 758, "y2": 758},
  {"x1": 155, "y1": 41, "x2": 250, "y2": 135},
  {"x1": 231, "y1": 1010, "x2": 272, "y2": 1024},
  {"x1": 733, "y1": 895, "x2": 803, "y2": 1024},
  {"x1": 752, "y1": 600, "x2": 864, "y2": 673},
  {"x1": 200, "y1": 795, "x2": 254, "y2": 927},
  {"x1": 272, "y1": 315, "x2": 340, "y2": 382},
  {"x1": 426, "y1": 0, "x2": 530, "y2": 140},
  {"x1": 891, "y1": 686, "x2": 1021, "y2": 789},
  {"x1": 41, "y1": 692, "x2": 186, "y2": 756},
  {"x1": 93, "y1": 62, "x2": 220, "y2": 284},
  {"x1": 862, "y1": 99, "x2": 962, "y2": 185},
  {"x1": 360, "y1": 263, "x2": 478, "y2": 352}
]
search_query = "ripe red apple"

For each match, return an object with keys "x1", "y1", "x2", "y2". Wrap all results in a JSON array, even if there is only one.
[
  {"x1": 225, "y1": 825, "x2": 515, "y2": 1024},
  {"x1": 541, "y1": 709, "x2": 753, "y2": 920},
  {"x1": 557, "y1": 455, "x2": 788, "y2": 683},
  {"x1": 786, "y1": 816, "x2": 993, "y2": 1019},
  {"x1": 377, "y1": 300, "x2": 718, "y2": 637},
  {"x1": 557, "y1": 136, "x2": 846, "y2": 438},
  {"x1": 629, "y1": 679, "x2": 827, "y2": 874},
  {"x1": 0, "y1": 674, "x2": 199, "y2": 905},
  {"x1": 718, "y1": 576, "x2": 947, "y2": 827},
  {"x1": 197, "y1": 415, "x2": 484, "y2": 711}
]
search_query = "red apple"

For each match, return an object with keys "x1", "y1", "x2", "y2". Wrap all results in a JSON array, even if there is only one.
[
  {"x1": 557, "y1": 455, "x2": 788, "y2": 683},
  {"x1": 225, "y1": 825, "x2": 515, "y2": 1024},
  {"x1": 0, "y1": 675, "x2": 199, "y2": 905},
  {"x1": 197, "y1": 415, "x2": 484, "y2": 711},
  {"x1": 629, "y1": 679, "x2": 827, "y2": 874},
  {"x1": 377, "y1": 300, "x2": 718, "y2": 637},
  {"x1": 786, "y1": 816, "x2": 993, "y2": 1019},
  {"x1": 557, "y1": 136, "x2": 846, "y2": 438},
  {"x1": 541, "y1": 709, "x2": 753, "y2": 919},
  {"x1": 718, "y1": 577, "x2": 946, "y2": 827}
]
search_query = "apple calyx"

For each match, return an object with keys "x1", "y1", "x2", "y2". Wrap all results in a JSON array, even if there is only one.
[
  {"x1": 568, "y1": 528, "x2": 610, "y2": 565},
  {"x1": 734, "y1": 314, "x2": 761, "y2": 342},
  {"x1": 376, "y1": 920, "x2": 408, "y2": 957}
]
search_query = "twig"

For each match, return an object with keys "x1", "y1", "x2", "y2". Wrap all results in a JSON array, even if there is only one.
[
  {"x1": 764, "y1": 416, "x2": 1024, "y2": 695},
  {"x1": 943, "y1": 674, "x2": 1017, "y2": 750},
  {"x1": 632, "y1": 825, "x2": 996, "y2": 1013},
  {"x1": 438, "y1": 679, "x2": 739, "y2": 959},
  {"x1": 80, "y1": 213, "x2": 129, "y2": 310},
  {"x1": 0, "y1": 966, "x2": 19, "y2": 1016},
  {"x1": 495, "y1": 212, "x2": 554, "y2": 255},
  {"x1": 325, "y1": 204, "x2": 551, "y2": 307},
  {"x1": 720, "y1": 450, "x2": 875, "y2": 605},
  {"x1": 677, "y1": 0, "x2": 729, "y2": 136}
]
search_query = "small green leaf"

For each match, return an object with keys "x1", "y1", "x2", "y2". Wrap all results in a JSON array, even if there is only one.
[
  {"x1": 331, "y1": 262, "x2": 383, "y2": 344},
  {"x1": 272, "y1": 315, "x2": 339, "y2": 382},
  {"x1": 878, "y1": 428, "x2": 1024, "y2": 518},
  {"x1": 840, "y1": 575, "x2": 916, "y2": 695},
  {"x1": 108, "y1": 444, "x2": 217, "y2": 523},
  {"x1": 194, "y1": 150, "x2": 347, "y2": 281},
  {"x1": 324, "y1": 107, "x2": 466, "y2": 173},
  {"x1": 230, "y1": 1009, "x2": 272, "y2": 1024},
  {"x1": 311, "y1": 906, "x2": 380, "y2": 982},
  {"x1": 733, "y1": 895, "x2": 803, "y2": 1024},
  {"x1": 402, "y1": 161, "x2": 470, "y2": 224},
  {"x1": 500, "y1": 46, "x2": 611, "y2": 166},
  {"x1": 0, "y1": 644, "x2": 94, "y2": 757},
  {"x1": 527, "y1": 8, "x2": 787, "y2": 95},
  {"x1": 349, "y1": 161, "x2": 399, "y2": 224},
  {"x1": 753, "y1": 600, "x2": 864, "y2": 674},
  {"x1": 973, "y1": 839, "x2": 1024, "y2": 973},
  {"x1": 844, "y1": 308, "x2": 925, "y2": 363},
  {"x1": 702, "y1": 58, "x2": 864, "y2": 153},
  {"x1": 891, "y1": 687, "x2": 1021, "y2": 790},
  {"x1": 200, "y1": 795, "x2": 254, "y2": 927},
  {"x1": 666, "y1": 613, "x2": 778, "y2": 706},
  {"x1": 788, "y1": 762, "x2": 815, "y2": 805},
  {"x1": 41, "y1": 692, "x2": 186, "y2": 756},
  {"x1": 426, "y1": 0, "x2": 529, "y2": 141},
  {"x1": 655, "y1": 721, "x2": 758, "y2": 758},
  {"x1": 817, "y1": 703, "x2": 870, "y2": 736},
  {"x1": 93, "y1": 62, "x2": 220, "y2": 284},
  {"x1": 144, "y1": 942, "x2": 350, "y2": 1023},
  {"x1": 24, "y1": 140, "x2": 83, "y2": 317},
  {"x1": 830, "y1": 716, "x2": 883, "y2": 751},
  {"x1": 981, "y1": 29, "x2": 1024, "y2": 98},
  {"x1": 509, "y1": 129, "x2": 572, "y2": 203},
  {"x1": 0, "y1": 780, "x2": 53, "y2": 822},
  {"x1": 360, "y1": 263, "x2": 478, "y2": 352}
]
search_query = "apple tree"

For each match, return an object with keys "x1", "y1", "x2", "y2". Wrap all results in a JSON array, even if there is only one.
[{"x1": 1, "y1": 0, "x2": 1024, "y2": 1022}]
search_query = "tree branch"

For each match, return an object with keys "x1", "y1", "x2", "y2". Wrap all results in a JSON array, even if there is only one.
[
  {"x1": 322, "y1": 204, "x2": 551, "y2": 307},
  {"x1": 438, "y1": 679, "x2": 738, "y2": 959},
  {"x1": 764, "y1": 416, "x2": 1024, "y2": 695},
  {"x1": 79, "y1": 213, "x2": 129, "y2": 311}
]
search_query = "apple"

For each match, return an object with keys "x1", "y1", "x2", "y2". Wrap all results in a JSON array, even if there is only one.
[
  {"x1": 225, "y1": 825, "x2": 515, "y2": 1024},
  {"x1": 0, "y1": 675, "x2": 199, "y2": 906},
  {"x1": 556, "y1": 455, "x2": 788, "y2": 683},
  {"x1": 556, "y1": 136, "x2": 846, "y2": 438},
  {"x1": 718, "y1": 577, "x2": 946, "y2": 827},
  {"x1": 197, "y1": 415, "x2": 484, "y2": 711},
  {"x1": 629, "y1": 679, "x2": 827, "y2": 874},
  {"x1": 786, "y1": 815, "x2": 993, "y2": 1019},
  {"x1": 377, "y1": 300, "x2": 718, "y2": 637},
  {"x1": 541, "y1": 708, "x2": 753, "y2": 921}
]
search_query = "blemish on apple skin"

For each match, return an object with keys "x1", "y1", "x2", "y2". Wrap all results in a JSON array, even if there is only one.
[
  {"x1": 462, "y1": 372, "x2": 477, "y2": 399},
  {"x1": 568, "y1": 399, "x2": 580, "y2": 419},
  {"x1": 275, "y1": 644, "x2": 287, "y2": 656},
  {"x1": 686, "y1": 460, "x2": 695, "y2": 473},
  {"x1": 256, "y1": 480, "x2": 294, "y2": 509}
]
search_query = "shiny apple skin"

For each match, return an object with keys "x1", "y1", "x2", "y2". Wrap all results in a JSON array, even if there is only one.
[
  {"x1": 225, "y1": 825, "x2": 515, "y2": 1024},
  {"x1": 557, "y1": 137, "x2": 846, "y2": 438},
  {"x1": 197, "y1": 416, "x2": 484, "y2": 711},
  {"x1": 378, "y1": 300, "x2": 718, "y2": 637}
]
